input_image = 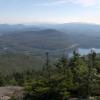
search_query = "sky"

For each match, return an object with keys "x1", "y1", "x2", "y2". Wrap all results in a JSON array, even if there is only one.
[{"x1": 0, "y1": 0, "x2": 100, "y2": 24}]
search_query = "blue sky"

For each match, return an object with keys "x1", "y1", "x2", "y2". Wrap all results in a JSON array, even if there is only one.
[{"x1": 0, "y1": 0, "x2": 100, "y2": 24}]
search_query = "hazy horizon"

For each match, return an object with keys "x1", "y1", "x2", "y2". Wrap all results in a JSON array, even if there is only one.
[{"x1": 1, "y1": 22, "x2": 100, "y2": 26}]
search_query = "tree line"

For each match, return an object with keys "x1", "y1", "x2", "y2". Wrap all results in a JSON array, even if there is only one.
[{"x1": 0, "y1": 51, "x2": 100, "y2": 100}]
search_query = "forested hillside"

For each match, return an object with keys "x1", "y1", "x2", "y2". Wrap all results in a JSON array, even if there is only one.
[
  {"x1": 0, "y1": 51, "x2": 100, "y2": 100},
  {"x1": 0, "y1": 53, "x2": 44, "y2": 74},
  {"x1": 0, "y1": 23, "x2": 100, "y2": 99},
  {"x1": 0, "y1": 23, "x2": 100, "y2": 52},
  {"x1": 0, "y1": 29, "x2": 72, "y2": 53}
]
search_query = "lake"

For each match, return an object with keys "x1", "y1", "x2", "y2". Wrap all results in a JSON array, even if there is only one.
[
  {"x1": 68, "y1": 48, "x2": 100, "y2": 57},
  {"x1": 79, "y1": 48, "x2": 100, "y2": 55}
]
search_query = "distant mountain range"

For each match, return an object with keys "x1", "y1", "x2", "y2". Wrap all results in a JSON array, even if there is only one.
[
  {"x1": 0, "y1": 23, "x2": 100, "y2": 36},
  {"x1": 0, "y1": 23, "x2": 100, "y2": 54}
]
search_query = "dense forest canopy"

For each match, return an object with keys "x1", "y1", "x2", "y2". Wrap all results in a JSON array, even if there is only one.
[{"x1": 0, "y1": 51, "x2": 100, "y2": 100}]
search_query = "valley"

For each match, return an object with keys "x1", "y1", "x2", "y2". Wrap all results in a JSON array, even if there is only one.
[{"x1": 0, "y1": 23, "x2": 100, "y2": 100}]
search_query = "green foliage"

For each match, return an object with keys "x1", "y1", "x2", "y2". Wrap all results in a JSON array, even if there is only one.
[
  {"x1": 0, "y1": 51, "x2": 100, "y2": 99},
  {"x1": 0, "y1": 73, "x2": 5, "y2": 86},
  {"x1": 9, "y1": 96, "x2": 17, "y2": 100},
  {"x1": 0, "y1": 53, "x2": 44, "y2": 74},
  {"x1": 24, "y1": 76, "x2": 71, "y2": 100}
]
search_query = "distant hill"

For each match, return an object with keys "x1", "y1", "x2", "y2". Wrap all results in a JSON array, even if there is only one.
[
  {"x1": 25, "y1": 23, "x2": 100, "y2": 48},
  {"x1": 0, "y1": 23, "x2": 100, "y2": 50},
  {"x1": 47, "y1": 23, "x2": 100, "y2": 48},
  {"x1": 0, "y1": 29, "x2": 72, "y2": 53},
  {"x1": 40, "y1": 23, "x2": 100, "y2": 36},
  {"x1": 0, "y1": 24, "x2": 43, "y2": 36}
]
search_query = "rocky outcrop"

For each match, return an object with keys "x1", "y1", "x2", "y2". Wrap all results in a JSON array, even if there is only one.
[{"x1": 0, "y1": 86, "x2": 23, "y2": 100}]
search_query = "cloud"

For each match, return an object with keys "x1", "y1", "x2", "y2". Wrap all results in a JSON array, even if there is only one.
[
  {"x1": 70, "y1": 0, "x2": 98, "y2": 7},
  {"x1": 34, "y1": 0, "x2": 99, "y2": 7}
]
